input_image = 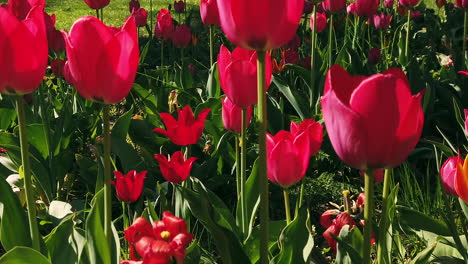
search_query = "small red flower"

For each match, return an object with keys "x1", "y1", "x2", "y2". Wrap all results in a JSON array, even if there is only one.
[
  {"x1": 322, "y1": 212, "x2": 356, "y2": 252},
  {"x1": 83, "y1": 0, "x2": 110, "y2": 10},
  {"x1": 111, "y1": 170, "x2": 147, "y2": 203},
  {"x1": 154, "y1": 151, "x2": 197, "y2": 183}
]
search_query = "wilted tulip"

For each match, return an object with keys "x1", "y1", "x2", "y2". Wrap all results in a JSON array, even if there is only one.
[
  {"x1": 217, "y1": 0, "x2": 304, "y2": 51},
  {"x1": 132, "y1": 8, "x2": 148, "y2": 27},
  {"x1": 111, "y1": 170, "x2": 147, "y2": 202},
  {"x1": 355, "y1": 0, "x2": 379, "y2": 17},
  {"x1": 367, "y1": 48, "x2": 381, "y2": 64},
  {"x1": 440, "y1": 156, "x2": 460, "y2": 196},
  {"x1": 221, "y1": 97, "x2": 253, "y2": 133},
  {"x1": 322, "y1": 212, "x2": 356, "y2": 252},
  {"x1": 0, "y1": 1, "x2": 48, "y2": 95},
  {"x1": 129, "y1": 0, "x2": 140, "y2": 13},
  {"x1": 321, "y1": 65, "x2": 424, "y2": 170},
  {"x1": 154, "y1": 8, "x2": 174, "y2": 40},
  {"x1": 174, "y1": 0, "x2": 185, "y2": 13},
  {"x1": 171, "y1": 25, "x2": 191, "y2": 47},
  {"x1": 153, "y1": 105, "x2": 211, "y2": 146},
  {"x1": 217, "y1": 45, "x2": 272, "y2": 108},
  {"x1": 63, "y1": 16, "x2": 139, "y2": 104},
  {"x1": 322, "y1": 0, "x2": 347, "y2": 12},
  {"x1": 83, "y1": 0, "x2": 110, "y2": 10},
  {"x1": 199, "y1": 0, "x2": 220, "y2": 26},
  {"x1": 154, "y1": 151, "x2": 197, "y2": 183},
  {"x1": 310, "y1": 12, "x2": 327, "y2": 32},
  {"x1": 372, "y1": 13, "x2": 392, "y2": 29}
]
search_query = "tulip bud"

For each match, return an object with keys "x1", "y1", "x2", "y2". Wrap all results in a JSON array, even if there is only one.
[
  {"x1": 310, "y1": 12, "x2": 327, "y2": 32},
  {"x1": 367, "y1": 48, "x2": 382, "y2": 64},
  {"x1": 171, "y1": 25, "x2": 191, "y2": 47},
  {"x1": 221, "y1": 97, "x2": 253, "y2": 133},
  {"x1": 132, "y1": 8, "x2": 148, "y2": 27},
  {"x1": 174, "y1": 0, "x2": 185, "y2": 13},
  {"x1": 111, "y1": 170, "x2": 147, "y2": 203},
  {"x1": 440, "y1": 156, "x2": 460, "y2": 196}
]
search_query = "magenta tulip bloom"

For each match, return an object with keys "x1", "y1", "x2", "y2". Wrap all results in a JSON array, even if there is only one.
[
  {"x1": 83, "y1": 0, "x2": 110, "y2": 10},
  {"x1": 217, "y1": 45, "x2": 272, "y2": 108},
  {"x1": 399, "y1": 0, "x2": 419, "y2": 7},
  {"x1": 132, "y1": 8, "x2": 148, "y2": 27},
  {"x1": 372, "y1": 13, "x2": 392, "y2": 29},
  {"x1": 322, "y1": 0, "x2": 346, "y2": 12},
  {"x1": 154, "y1": 8, "x2": 174, "y2": 40},
  {"x1": 171, "y1": 25, "x2": 191, "y2": 47},
  {"x1": 217, "y1": 0, "x2": 304, "y2": 51},
  {"x1": 0, "y1": 2, "x2": 48, "y2": 95},
  {"x1": 266, "y1": 130, "x2": 310, "y2": 188},
  {"x1": 221, "y1": 97, "x2": 253, "y2": 133},
  {"x1": 355, "y1": 0, "x2": 379, "y2": 17},
  {"x1": 290, "y1": 119, "x2": 323, "y2": 156},
  {"x1": 455, "y1": 0, "x2": 468, "y2": 8},
  {"x1": 440, "y1": 156, "x2": 460, "y2": 196},
  {"x1": 111, "y1": 170, "x2": 147, "y2": 202},
  {"x1": 199, "y1": 0, "x2": 220, "y2": 26},
  {"x1": 153, "y1": 105, "x2": 211, "y2": 146},
  {"x1": 321, "y1": 65, "x2": 424, "y2": 170},
  {"x1": 63, "y1": 16, "x2": 139, "y2": 104},
  {"x1": 310, "y1": 12, "x2": 327, "y2": 33},
  {"x1": 154, "y1": 151, "x2": 197, "y2": 183}
]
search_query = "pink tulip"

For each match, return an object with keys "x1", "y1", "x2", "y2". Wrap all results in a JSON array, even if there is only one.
[
  {"x1": 347, "y1": 3, "x2": 357, "y2": 14},
  {"x1": 63, "y1": 16, "x2": 139, "y2": 104},
  {"x1": 290, "y1": 119, "x2": 323, "y2": 156},
  {"x1": 0, "y1": 1, "x2": 48, "y2": 95},
  {"x1": 199, "y1": 0, "x2": 220, "y2": 26},
  {"x1": 321, "y1": 65, "x2": 424, "y2": 169},
  {"x1": 83, "y1": 0, "x2": 110, "y2": 10},
  {"x1": 455, "y1": 0, "x2": 468, "y2": 8},
  {"x1": 372, "y1": 13, "x2": 392, "y2": 29},
  {"x1": 322, "y1": 0, "x2": 346, "y2": 12},
  {"x1": 310, "y1": 12, "x2": 327, "y2": 33},
  {"x1": 440, "y1": 156, "x2": 460, "y2": 196},
  {"x1": 221, "y1": 97, "x2": 253, "y2": 133},
  {"x1": 217, "y1": 45, "x2": 272, "y2": 108},
  {"x1": 217, "y1": 0, "x2": 304, "y2": 51},
  {"x1": 464, "y1": 109, "x2": 468, "y2": 136},
  {"x1": 266, "y1": 130, "x2": 311, "y2": 188}
]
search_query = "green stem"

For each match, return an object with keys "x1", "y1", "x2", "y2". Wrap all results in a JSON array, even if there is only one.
[
  {"x1": 150, "y1": 0, "x2": 153, "y2": 31},
  {"x1": 380, "y1": 30, "x2": 387, "y2": 69},
  {"x1": 310, "y1": 4, "x2": 317, "y2": 110},
  {"x1": 328, "y1": 14, "x2": 334, "y2": 67},
  {"x1": 96, "y1": 9, "x2": 99, "y2": 20},
  {"x1": 209, "y1": 25, "x2": 214, "y2": 67},
  {"x1": 283, "y1": 189, "x2": 291, "y2": 225},
  {"x1": 235, "y1": 136, "x2": 241, "y2": 201},
  {"x1": 363, "y1": 169, "x2": 375, "y2": 264},
  {"x1": 295, "y1": 181, "x2": 305, "y2": 218},
  {"x1": 442, "y1": 195, "x2": 468, "y2": 260},
  {"x1": 377, "y1": 169, "x2": 391, "y2": 264},
  {"x1": 16, "y1": 96, "x2": 40, "y2": 251},
  {"x1": 352, "y1": 16, "x2": 359, "y2": 50},
  {"x1": 463, "y1": 10, "x2": 467, "y2": 70},
  {"x1": 405, "y1": 9, "x2": 411, "y2": 62},
  {"x1": 103, "y1": 104, "x2": 112, "y2": 248},
  {"x1": 161, "y1": 41, "x2": 164, "y2": 67},
  {"x1": 38, "y1": 85, "x2": 54, "y2": 199},
  {"x1": 240, "y1": 108, "x2": 248, "y2": 236},
  {"x1": 257, "y1": 51, "x2": 269, "y2": 264},
  {"x1": 122, "y1": 201, "x2": 129, "y2": 259},
  {"x1": 100, "y1": 8, "x2": 104, "y2": 23}
]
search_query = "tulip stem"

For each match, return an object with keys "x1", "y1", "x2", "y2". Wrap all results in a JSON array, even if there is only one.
[
  {"x1": 283, "y1": 189, "x2": 291, "y2": 225},
  {"x1": 442, "y1": 194, "x2": 468, "y2": 260},
  {"x1": 377, "y1": 169, "x2": 391, "y2": 264},
  {"x1": 235, "y1": 136, "x2": 241, "y2": 201},
  {"x1": 257, "y1": 50, "x2": 269, "y2": 264},
  {"x1": 363, "y1": 169, "x2": 375, "y2": 264},
  {"x1": 209, "y1": 25, "x2": 214, "y2": 67},
  {"x1": 295, "y1": 181, "x2": 305, "y2": 218},
  {"x1": 122, "y1": 201, "x2": 129, "y2": 259},
  {"x1": 463, "y1": 10, "x2": 467, "y2": 70},
  {"x1": 161, "y1": 41, "x2": 164, "y2": 66},
  {"x1": 240, "y1": 108, "x2": 248, "y2": 236},
  {"x1": 328, "y1": 14, "x2": 334, "y2": 67},
  {"x1": 96, "y1": 9, "x2": 100, "y2": 20},
  {"x1": 310, "y1": 4, "x2": 317, "y2": 110},
  {"x1": 16, "y1": 96, "x2": 40, "y2": 251},
  {"x1": 404, "y1": 9, "x2": 411, "y2": 62},
  {"x1": 149, "y1": 0, "x2": 153, "y2": 32},
  {"x1": 103, "y1": 104, "x2": 112, "y2": 249},
  {"x1": 352, "y1": 16, "x2": 359, "y2": 50}
]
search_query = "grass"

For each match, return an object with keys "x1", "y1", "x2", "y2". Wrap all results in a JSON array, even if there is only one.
[{"x1": 45, "y1": 0, "x2": 198, "y2": 30}]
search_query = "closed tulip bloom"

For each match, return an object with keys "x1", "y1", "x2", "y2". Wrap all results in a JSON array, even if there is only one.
[
  {"x1": 367, "y1": 48, "x2": 381, "y2": 64},
  {"x1": 83, "y1": 0, "x2": 110, "y2": 10},
  {"x1": 384, "y1": 0, "x2": 395, "y2": 7},
  {"x1": 372, "y1": 13, "x2": 392, "y2": 29},
  {"x1": 4, "y1": 0, "x2": 44, "y2": 20},
  {"x1": 310, "y1": 12, "x2": 327, "y2": 32},
  {"x1": 111, "y1": 170, "x2": 147, "y2": 202},
  {"x1": 154, "y1": 151, "x2": 197, "y2": 183},
  {"x1": 171, "y1": 25, "x2": 191, "y2": 47},
  {"x1": 174, "y1": 0, "x2": 185, "y2": 13},
  {"x1": 290, "y1": 119, "x2": 323, "y2": 156},
  {"x1": 0, "y1": 2, "x2": 48, "y2": 95},
  {"x1": 456, "y1": 155, "x2": 468, "y2": 203},
  {"x1": 455, "y1": 0, "x2": 468, "y2": 8},
  {"x1": 322, "y1": 0, "x2": 346, "y2": 12},
  {"x1": 129, "y1": 0, "x2": 140, "y2": 13},
  {"x1": 44, "y1": 13, "x2": 65, "y2": 53},
  {"x1": 321, "y1": 65, "x2": 424, "y2": 170},
  {"x1": 440, "y1": 156, "x2": 460, "y2": 196},
  {"x1": 154, "y1": 8, "x2": 174, "y2": 40},
  {"x1": 282, "y1": 50, "x2": 299, "y2": 65},
  {"x1": 399, "y1": 0, "x2": 419, "y2": 7},
  {"x1": 199, "y1": 0, "x2": 220, "y2": 26},
  {"x1": 63, "y1": 16, "x2": 139, "y2": 104},
  {"x1": 217, "y1": 45, "x2": 272, "y2": 108},
  {"x1": 217, "y1": 0, "x2": 304, "y2": 51},
  {"x1": 222, "y1": 97, "x2": 253, "y2": 133},
  {"x1": 267, "y1": 130, "x2": 311, "y2": 188},
  {"x1": 132, "y1": 8, "x2": 148, "y2": 27},
  {"x1": 153, "y1": 105, "x2": 211, "y2": 146},
  {"x1": 355, "y1": 0, "x2": 379, "y2": 17}
]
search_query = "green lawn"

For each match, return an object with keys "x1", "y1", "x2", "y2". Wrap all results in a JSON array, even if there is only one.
[{"x1": 45, "y1": 0, "x2": 198, "y2": 30}]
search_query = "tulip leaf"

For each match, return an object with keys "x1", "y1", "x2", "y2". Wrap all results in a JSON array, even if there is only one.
[
  {"x1": 0, "y1": 247, "x2": 50, "y2": 264},
  {"x1": 26, "y1": 123, "x2": 49, "y2": 159},
  {"x1": 0, "y1": 176, "x2": 31, "y2": 250},
  {"x1": 272, "y1": 76, "x2": 310, "y2": 120},
  {"x1": 0, "y1": 108, "x2": 16, "y2": 130},
  {"x1": 111, "y1": 106, "x2": 134, "y2": 140},
  {"x1": 243, "y1": 220, "x2": 286, "y2": 263},
  {"x1": 335, "y1": 225, "x2": 364, "y2": 264},
  {"x1": 409, "y1": 243, "x2": 437, "y2": 264},
  {"x1": 377, "y1": 183, "x2": 399, "y2": 264},
  {"x1": 45, "y1": 218, "x2": 86, "y2": 264},
  {"x1": 206, "y1": 62, "x2": 221, "y2": 98},
  {"x1": 397, "y1": 205, "x2": 451, "y2": 236},
  {"x1": 459, "y1": 198, "x2": 468, "y2": 220}
]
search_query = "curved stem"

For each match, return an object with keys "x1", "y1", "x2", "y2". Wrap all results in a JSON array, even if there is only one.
[
  {"x1": 283, "y1": 189, "x2": 291, "y2": 225},
  {"x1": 17, "y1": 96, "x2": 40, "y2": 251},
  {"x1": 103, "y1": 104, "x2": 112, "y2": 248},
  {"x1": 235, "y1": 136, "x2": 241, "y2": 201},
  {"x1": 328, "y1": 14, "x2": 334, "y2": 67},
  {"x1": 363, "y1": 169, "x2": 375, "y2": 264},
  {"x1": 257, "y1": 51, "x2": 269, "y2": 264},
  {"x1": 240, "y1": 108, "x2": 248, "y2": 235},
  {"x1": 352, "y1": 16, "x2": 359, "y2": 50},
  {"x1": 405, "y1": 9, "x2": 411, "y2": 62}
]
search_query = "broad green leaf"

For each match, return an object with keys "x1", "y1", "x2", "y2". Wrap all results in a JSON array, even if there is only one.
[
  {"x1": 244, "y1": 220, "x2": 286, "y2": 263},
  {"x1": 45, "y1": 218, "x2": 86, "y2": 264},
  {"x1": 237, "y1": 158, "x2": 261, "y2": 239},
  {"x1": 272, "y1": 76, "x2": 310, "y2": 120},
  {"x1": 409, "y1": 243, "x2": 437, "y2": 264},
  {"x1": 335, "y1": 225, "x2": 364, "y2": 264},
  {"x1": 111, "y1": 106, "x2": 134, "y2": 140},
  {"x1": 0, "y1": 247, "x2": 50, "y2": 264},
  {"x1": 111, "y1": 136, "x2": 146, "y2": 172},
  {"x1": 397, "y1": 205, "x2": 451, "y2": 236},
  {"x1": 0, "y1": 108, "x2": 16, "y2": 130},
  {"x1": 206, "y1": 63, "x2": 220, "y2": 98},
  {"x1": 26, "y1": 124, "x2": 49, "y2": 159}
]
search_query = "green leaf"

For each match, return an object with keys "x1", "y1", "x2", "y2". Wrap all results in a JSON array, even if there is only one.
[
  {"x1": 397, "y1": 205, "x2": 451, "y2": 236},
  {"x1": 111, "y1": 136, "x2": 146, "y2": 172},
  {"x1": 272, "y1": 76, "x2": 310, "y2": 120},
  {"x1": 244, "y1": 220, "x2": 286, "y2": 263},
  {"x1": 0, "y1": 176, "x2": 31, "y2": 250},
  {"x1": 26, "y1": 124, "x2": 49, "y2": 159},
  {"x1": 45, "y1": 218, "x2": 86, "y2": 264},
  {"x1": 206, "y1": 63, "x2": 220, "y2": 98},
  {"x1": 409, "y1": 243, "x2": 437, "y2": 264},
  {"x1": 237, "y1": 158, "x2": 261, "y2": 239},
  {"x1": 335, "y1": 225, "x2": 364, "y2": 264},
  {"x1": 0, "y1": 108, "x2": 16, "y2": 130},
  {"x1": 377, "y1": 184, "x2": 399, "y2": 264},
  {"x1": 111, "y1": 106, "x2": 134, "y2": 140},
  {"x1": 0, "y1": 247, "x2": 50, "y2": 264}
]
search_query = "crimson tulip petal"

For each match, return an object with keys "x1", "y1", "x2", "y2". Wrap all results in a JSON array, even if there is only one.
[
  {"x1": 293, "y1": 131, "x2": 311, "y2": 176},
  {"x1": 268, "y1": 137, "x2": 303, "y2": 187},
  {"x1": 222, "y1": 60, "x2": 257, "y2": 108},
  {"x1": 324, "y1": 65, "x2": 366, "y2": 104},
  {"x1": 456, "y1": 156, "x2": 468, "y2": 203}
]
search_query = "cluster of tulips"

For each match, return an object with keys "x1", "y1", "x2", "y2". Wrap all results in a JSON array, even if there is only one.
[{"x1": 1, "y1": 0, "x2": 468, "y2": 263}]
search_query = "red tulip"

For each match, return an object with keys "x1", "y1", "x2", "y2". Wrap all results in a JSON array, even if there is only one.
[
  {"x1": 154, "y1": 8, "x2": 174, "y2": 40},
  {"x1": 367, "y1": 48, "x2": 381, "y2": 64},
  {"x1": 385, "y1": 0, "x2": 395, "y2": 7},
  {"x1": 221, "y1": 97, "x2": 253, "y2": 133},
  {"x1": 83, "y1": 0, "x2": 110, "y2": 10},
  {"x1": 372, "y1": 13, "x2": 392, "y2": 29},
  {"x1": 154, "y1": 151, "x2": 197, "y2": 183},
  {"x1": 174, "y1": 0, "x2": 185, "y2": 13},
  {"x1": 355, "y1": 0, "x2": 379, "y2": 17},
  {"x1": 111, "y1": 170, "x2": 147, "y2": 202},
  {"x1": 323, "y1": 212, "x2": 356, "y2": 252},
  {"x1": 436, "y1": 0, "x2": 446, "y2": 8},
  {"x1": 50, "y1": 58, "x2": 66, "y2": 77},
  {"x1": 283, "y1": 34, "x2": 301, "y2": 51},
  {"x1": 132, "y1": 8, "x2": 148, "y2": 27},
  {"x1": 63, "y1": 16, "x2": 139, "y2": 104},
  {"x1": 320, "y1": 209, "x2": 340, "y2": 228},
  {"x1": 290, "y1": 119, "x2": 323, "y2": 156},
  {"x1": 456, "y1": 155, "x2": 468, "y2": 203},
  {"x1": 217, "y1": 0, "x2": 304, "y2": 51},
  {"x1": 440, "y1": 156, "x2": 460, "y2": 196},
  {"x1": 171, "y1": 25, "x2": 191, "y2": 47},
  {"x1": 44, "y1": 12, "x2": 65, "y2": 53},
  {"x1": 459, "y1": 71, "x2": 468, "y2": 77},
  {"x1": 153, "y1": 105, "x2": 211, "y2": 146},
  {"x1": 455, "y1": 0, "x2": 468, "y2": 8},
  {"x1": 410, "y1": 10, "x2": 422, "y2": 20},
  {"x1": 399, "y1": 0, "x2": 420, "y2": 7},
  {"x1": 321, "y1": 65, "x2": 424, "y2": 170},
  {"x1": 4, "y1": 0, "x2": 44, "y2": 20},
  {"x1": 217, "y1": 45, "x2": 272, "y2": 108},
  {"x1": 322, "y1": 0, "x2": 346, "y2": 12},
  {"x1": 124, "y1": 212, "x2": 193, "y2": 263},
  {"x1": 0, "y1": 2, "x2": 48, "y2": 95},
  {"x1": 299, "y1": 56, "x2": 311, "y2": 69},
  {"x1": 310, "y1": 12, "x2": 327, "y2": 33},
  {"x1": 129, "y1": 0, "x2": 140, "y2": 13},
  {"x1": 199, "y1": 0, "x2": 220, "y2": 26},
  {"x1": 266, "y1": 130, "x2": 311, "y2": 188},
  {"x1": 347, "y1": 3, "x2": 357, "y2": 14},
  {"x1": 282, "y1": 50, "x2": 299, "y2": 65}
]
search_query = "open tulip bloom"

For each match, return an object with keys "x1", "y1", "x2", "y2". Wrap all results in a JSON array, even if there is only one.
[{"x1": 154, "y1": 151, "x2": 197, "y2": 184}]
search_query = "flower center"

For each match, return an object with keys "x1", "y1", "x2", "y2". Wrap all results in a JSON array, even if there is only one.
[{"x1": 160, "y1": 231, "x2": 171, "y2": 240}]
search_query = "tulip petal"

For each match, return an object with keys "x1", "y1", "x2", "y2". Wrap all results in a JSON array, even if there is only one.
[
  {"x1": 268, "y1": 137, "x2": 303, "y2": 187},
  {"x1": 222, "y1": 60, "x2": 257, "y2": 108},
  {"x1": 456, "y1": 156, "x2": 468, "y2": 203}
]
